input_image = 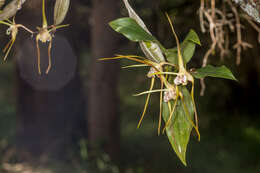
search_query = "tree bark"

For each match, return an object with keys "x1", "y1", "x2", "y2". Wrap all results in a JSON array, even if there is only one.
[{"x1": 89, "y1": 0, "x2": 120, "y2": 159}]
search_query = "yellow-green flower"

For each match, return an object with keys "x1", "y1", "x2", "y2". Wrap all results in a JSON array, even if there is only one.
[
  {"x1": 35, "y1": 0, "x2": 69, "y2": 74},
  {"x1": 0, "y1": 17, "x2": 33, "y2": 61}
]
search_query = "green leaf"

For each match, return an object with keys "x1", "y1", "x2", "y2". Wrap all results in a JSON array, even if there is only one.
[
  {"x1": 192, "y1": 65, "x2": 237, "y2": 81},
  {"x1": 109, "y1": 17, "x2": 155, "y2": 42},
  {"x1": 122, "y1": 0, "x2": 150, "y2": 33},
  {"x1": 109, "y1": 17, "x2": 165, "y2": 62},
  {"x1": 165, "y1": 48, "x2": 178, "y2": 65},
  {"x1": 120, "y1": 0, "x2": 166, "y2": 62},
  {"x1": 165, "y1": 30, "x2": 201, "y2": 66},
  {"x1": 184, "y1": 29, "x2": 201, "y2": 46},
  {"x1": 163, "y1": 87, "x2": 194, "y2": 166},
  {"x1": 181, "y1": 43, "x2": 195, "y2": 65}
]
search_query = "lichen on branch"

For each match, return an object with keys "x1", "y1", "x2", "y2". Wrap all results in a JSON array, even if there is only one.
[{"x1": 233, "y1": 0, "x2": 260, "y2": 23}]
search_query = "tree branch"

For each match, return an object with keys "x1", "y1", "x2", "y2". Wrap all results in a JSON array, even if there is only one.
[{"x1": 233, "y1": 0, "x2": 260, "y2": 23}]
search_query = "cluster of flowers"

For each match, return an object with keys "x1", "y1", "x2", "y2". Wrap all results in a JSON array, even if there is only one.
[
  {"x1": 0, "y1": 0, "x2": 69, "y2": 74},
  {"x1": 101, "y1": 13, "x2": 200, "y2": 140}
]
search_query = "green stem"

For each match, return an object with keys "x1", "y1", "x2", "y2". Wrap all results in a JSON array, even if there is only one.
[
  {"x1": 42, "y1": 0, "x2": 48, "y2": 27},
  {"x1": 0, "y1": 21, "x2": 12, "y2": 26}
]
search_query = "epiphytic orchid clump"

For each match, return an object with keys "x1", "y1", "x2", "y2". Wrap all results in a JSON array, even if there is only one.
[
  {"x1": 101, "y1": 0, "x2": 237, "y2": 166},
  {"x1": 0, "y1": 0, "x2": 70, "y2": 74}
]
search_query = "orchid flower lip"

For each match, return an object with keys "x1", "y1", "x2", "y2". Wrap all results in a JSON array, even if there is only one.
[
  {"x1": 6, "y1": 27, "x2": 13, "y2": 35},
  {"x1": 174, "y1": 74, "x2": 188, "y2": 86},
  {"x1": 163, "y1": 87, "x2": 177, "y2": 102}
]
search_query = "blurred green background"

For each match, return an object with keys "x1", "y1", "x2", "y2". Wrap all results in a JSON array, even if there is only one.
[{"x1": 0, "y1": 0, "x2": 259, "y2": 173}]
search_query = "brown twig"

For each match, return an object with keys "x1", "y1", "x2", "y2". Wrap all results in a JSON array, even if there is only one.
[
  {"x1": 198, "y1": 0, "x2": 257, "y2": 95},
  {"x1": 227, "y1": 0, "x2": 252, "y2": 65},
  {"x1": 242, "y1": 14, "x2": 260, "y2": 44},
  {"x1": 199, "y1": 0, "x2": 206, "y2": 33}
]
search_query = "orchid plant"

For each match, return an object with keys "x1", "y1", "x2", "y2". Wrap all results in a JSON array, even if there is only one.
[
  {"x1": 0, "y1": 0, "x2": 237, "y2": 167},
  {"x1": 0, "y1": 0, "x2": 70, "y2": 74},
  {"x1": 36, "y1": 0, "x2": 69, "y2": 74},
  {"x1": 101, "y1": 0, "x2": 237, "y2": 166}
]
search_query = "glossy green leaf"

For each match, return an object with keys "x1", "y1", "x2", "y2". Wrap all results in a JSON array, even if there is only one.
[
  {"x1": 122, "y1": 0, "x2": 165, "y2": 62},
  {"x1": 191, "y1": 65, "x2": 237, "y2": 81},
  {"x1": 54, "y1": 0, "x2": 70, "y2": 25},
  {"x1": 109, "y1": 17, "x2": 165, "y2": 63},
  {"x1": 162, "y1": 87, "x2": 194, "y2": 166},
  {"x1": 122, "y1": 0, "x2": 150, "y2": 33},
  {"x1": 165, "y1": 48, "x2": 178, "y2": 65},
  {"x1": 184, "y1": 29, "x2": 201, "y2": 46},
  {"x1": 109, "y1": 17, "x2": 155, "y2": 42},
  {"x1": 165, "y1": 29, "x2": 201, "y2": 66}
]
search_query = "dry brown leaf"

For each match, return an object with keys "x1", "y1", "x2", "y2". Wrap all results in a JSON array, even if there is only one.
[{"x1": 54, "y1": 0, "x2": 70, "y2": 25}]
